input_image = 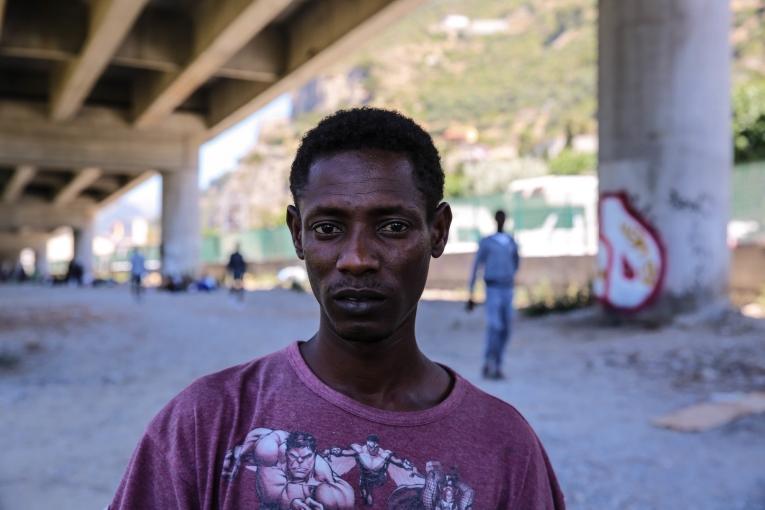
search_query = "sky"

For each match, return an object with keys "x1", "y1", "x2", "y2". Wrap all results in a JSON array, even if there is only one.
[{"x1": 111, "y1": 94, "x2": 293, "y2": 220}]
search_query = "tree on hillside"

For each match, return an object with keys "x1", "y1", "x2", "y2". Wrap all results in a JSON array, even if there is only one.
[
  {"x1": 733, "y1": 80, "x2": 765, "y2": 164},
  {"x1": 548, "y1": 148, "x2": 595, "y2": 175}
]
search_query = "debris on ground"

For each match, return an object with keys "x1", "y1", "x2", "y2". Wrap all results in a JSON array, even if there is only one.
[{"x1": 653, "y1": 391, "x2": 765, "y2": 432}]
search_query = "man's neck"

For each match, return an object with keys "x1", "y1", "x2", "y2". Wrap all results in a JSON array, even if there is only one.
[{"x1": 299, "y1": 313, "x2": 452, "y2": 412}]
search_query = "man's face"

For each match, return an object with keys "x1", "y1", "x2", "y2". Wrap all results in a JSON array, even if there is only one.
[
  {"x1": 287, "y1": 149, "x2": 451, "y2": 342},
  {"x1": 366, "y1": 440, "x2": 380, "y2": 456},
  {"x1": 286, "y1": 446, "x2": 316, "y2": 481}
]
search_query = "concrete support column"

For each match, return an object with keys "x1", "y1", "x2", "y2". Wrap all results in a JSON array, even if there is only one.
[
  {"x1": 34, "y1": 242, "x2": 48, "y2": 279},
  {"x1": 73, "y1": 222, "x2": 94, "y2": 284},
  {"x1": 597, "y1": 0, "x2": 731, "y2": 318},
  {"x1": 161, "y1": 163, "x2": 200, "y2": 282}
]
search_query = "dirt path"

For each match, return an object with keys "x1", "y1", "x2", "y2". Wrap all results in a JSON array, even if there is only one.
[{"x1": 1, "y1": 285, "x2": 764, "y2": 509}]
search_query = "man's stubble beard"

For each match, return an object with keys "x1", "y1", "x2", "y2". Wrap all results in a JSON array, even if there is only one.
[{"x1": 320, "y1": 299, "x2": 421, "y2": 345}]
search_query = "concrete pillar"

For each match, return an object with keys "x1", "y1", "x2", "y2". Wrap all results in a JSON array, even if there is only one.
[
  {"x1": 34, "y1": 242, "x2": 48, "y2": 280},
  {"x1": 161, "y1": 163, "x2": 200, "y2": 282},
  {"x1": 597, "y1": 0, "x2": 731, "y2": 318},
  {"x1": 73, "y1": 222, "x2": 94, "y2": 284}
]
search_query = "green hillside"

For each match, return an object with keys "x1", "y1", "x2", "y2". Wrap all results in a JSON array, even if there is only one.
[{"x1": 300, "y1": 0, "x2": 764, "y2": 154}]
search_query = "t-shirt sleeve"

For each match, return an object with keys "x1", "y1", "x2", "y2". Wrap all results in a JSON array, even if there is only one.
[
  {"x1": 109, "y1": 432, "x2": 197, "y2": 509},
  {"x1": 513, "y1": 434, "x2": 566, "y2": 509},
  {"x1": 108, "y1": 395, "x2": 201, "y2": 510}
]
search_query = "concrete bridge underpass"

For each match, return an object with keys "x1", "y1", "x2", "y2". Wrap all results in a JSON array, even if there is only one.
[
  {"x1": 0, "y1": 0, "x2": 734, "y2": 319},
  {"x1": 0, "y1": 0, "x2": 422, "y2": 282}
]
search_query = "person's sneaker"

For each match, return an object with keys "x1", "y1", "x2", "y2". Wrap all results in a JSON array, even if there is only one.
[{"x1": 482, "y1": 364, "x2": 492, "y2": 378}]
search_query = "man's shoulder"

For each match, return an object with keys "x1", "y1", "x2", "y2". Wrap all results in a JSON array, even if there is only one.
[
  {"x1": 456, "y1": 376, "x2": 541, "y2": 443},
  {"x1": 150, "y1": 346, "x2": 292, "y2": 428},
  {"x1": 460, "y1": 380, "x2": 527, "y2": 418},
  {"x1": 486, "y1": 232, "x2": 517, "y2": 243},
  {"x1": 192, "y1": 346, "x2": 289, "y2": 394}
]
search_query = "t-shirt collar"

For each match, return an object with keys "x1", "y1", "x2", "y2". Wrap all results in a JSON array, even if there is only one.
[{"x1": 285, "y1": 341, "x2": 468, "y2": 426}]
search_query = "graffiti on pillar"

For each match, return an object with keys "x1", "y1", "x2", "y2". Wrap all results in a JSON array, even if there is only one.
[{"x1": 593, "y1": 192, "x2": 666, "y2": 311}]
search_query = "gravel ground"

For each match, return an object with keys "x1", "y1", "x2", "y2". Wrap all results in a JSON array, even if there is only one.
[{"x1": 1, "y1": 284, "x2": 764, "y2": 510}]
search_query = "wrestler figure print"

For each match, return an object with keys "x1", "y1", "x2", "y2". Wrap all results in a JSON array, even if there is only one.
[{"x1": 223, "y1": 427, "x2": 474, "y2": 510}]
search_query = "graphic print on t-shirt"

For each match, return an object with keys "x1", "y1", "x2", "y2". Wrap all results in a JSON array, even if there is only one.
[{"x1": 222, "y1": 427, "x2": 475, "y2": 509}]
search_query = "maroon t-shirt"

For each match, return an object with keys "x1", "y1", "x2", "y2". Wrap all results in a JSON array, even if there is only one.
[{"x1": 110, "y1": 342, "x2": 565, "y2": 509}]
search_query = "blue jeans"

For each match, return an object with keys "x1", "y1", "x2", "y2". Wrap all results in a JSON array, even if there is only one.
[{"x1": 484, "y1": 285, "x2": 514, "y2": 372}]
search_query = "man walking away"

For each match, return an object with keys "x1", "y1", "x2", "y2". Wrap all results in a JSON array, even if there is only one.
[
  {"x1": 129, "y1": 248, "x2": 146, "y2": 302},
  {"x1": 226, "y1": 244, "x2": 247, "y2": 302},
  {"x1": 467, "y1": 210, "x2": 520, "y2": 380}
]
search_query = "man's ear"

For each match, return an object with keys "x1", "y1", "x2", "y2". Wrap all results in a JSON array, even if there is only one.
[
  {"x1": 286, "y1": 205, "x2": 304, "y2": 260},
  {"x1": 430, "y1": 202, "x2": 452, "y2": 258}
]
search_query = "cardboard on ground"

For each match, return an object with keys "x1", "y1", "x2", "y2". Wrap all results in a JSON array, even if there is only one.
[{"x1": 652, "y1": 391, "x2": 765, "y2": 432}]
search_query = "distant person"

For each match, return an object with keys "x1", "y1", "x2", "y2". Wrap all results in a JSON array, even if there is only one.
[
  {"x1": 129, "y1": 248, "x2": 146, "y2": 301},
  {"x1": 11, "y1": 261, "x2": 28, "y2": 282},
  {"x1": 66, "y1": 259, "x2": 84, "y2": 287},
  {"x1": 226, "y1": 244, "x2": 247, "y2": 302},
  {"x1": 467, "y1": 210, "x2": 520, "y2": 380},
  {"x1": 109, "y1": 108, "x2": 563, "y2": 509}
]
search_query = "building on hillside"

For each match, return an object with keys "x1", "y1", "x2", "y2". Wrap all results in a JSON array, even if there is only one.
[{"x1": 447, "y1": 175, "x2": 598, "y2": 257}]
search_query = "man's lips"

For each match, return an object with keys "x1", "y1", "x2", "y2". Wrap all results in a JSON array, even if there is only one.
[
  {"x1": 332, "y1": 288, "x2": 387, "y2": 300},
  {"x1": 331, "y1": 288, "x2": 387, "y2": 313}
]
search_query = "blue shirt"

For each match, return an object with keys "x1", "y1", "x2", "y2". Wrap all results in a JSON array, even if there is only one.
[{"x1": 468, "y1": 232, "x2": 520, "y2": 292}]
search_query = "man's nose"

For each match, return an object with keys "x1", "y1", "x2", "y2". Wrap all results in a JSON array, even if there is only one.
[{"x1": 336, "y1": 230, "x2": 380, "y2": 274}]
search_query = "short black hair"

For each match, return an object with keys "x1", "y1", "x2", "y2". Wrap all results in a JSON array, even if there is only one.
[
  {"x1": 290, "y1": 108, "x2": 444, "y2": 216},
  {"x1": 286, "y1": 431, "x2": 317, "y2": 452}
]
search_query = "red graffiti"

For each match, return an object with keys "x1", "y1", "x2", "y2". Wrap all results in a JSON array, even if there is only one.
[{"x1": 593, "y1": 192, "x2": 666, "y2": 311}]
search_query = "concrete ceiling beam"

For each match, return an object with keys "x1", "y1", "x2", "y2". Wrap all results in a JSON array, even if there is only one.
[
  {"x1": 213, "y1": 28, "x2": 284, "y2": 82},
  {"x1": 2, "y1": 164, "x2": 36, "y2": 204},
  {"x1": 111, "y1": 7, "x2": 190, "y2": 73},
  {"x1": 0, "y1": 200, "x2": 96, "y2": 231},
  {"x1": 0, "y1": 101, "x2": 204, "y2": 172},
  {"x1": 0, "y1": 14, "x2": 280, "y2": 82},
  {"x1": 0, "y1": 0, "x2": 6, "y2": 39},
  {"x1": 50, "y1": 0, "x2": 149, "y2": 121},
  {"x1": 0, "y1": 232, "x2": 51, "y2": 247},
  {"x1": 133, "y1": 0, "x2": 291, "y2": 128},
  {"x1": 99, "y1": 170, "x2": 155, "y2": 207},
  {"x1": 53, "y1": 167, "x2": 102, "y2": 206},
  {"x1": 206, "y1": 0, "x2": 424, "y2": 138},
  {"x1": 87, "y1": 175, "x2": 123, "y2": 193}
]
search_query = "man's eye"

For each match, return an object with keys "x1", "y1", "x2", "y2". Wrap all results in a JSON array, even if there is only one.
[
  {"x1": 313, "y1": 223, "x2": 341, "y2": 235},
  {"x1": 379, "y1": 221, "x2": 408, "y2": 234}
]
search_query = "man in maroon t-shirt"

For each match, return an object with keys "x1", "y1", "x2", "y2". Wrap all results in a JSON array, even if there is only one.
[{"x1": 109, "y1": 108, "x2": 565, "y2": 509}]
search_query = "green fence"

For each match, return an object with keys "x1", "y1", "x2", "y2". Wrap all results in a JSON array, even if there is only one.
[
  {"x1": 448, "y1": 193, "x2": 583, "y2": 229},
  {"x1": 203, "y1": 226, "x2": 296, "y2": 264},
  {"x1": 733, "y1": 161, "x2": 765, "y2": 224},
  {"x1": 447, "y1": 193, "x2": 586, "y2": 244}
]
